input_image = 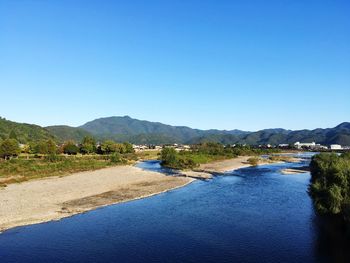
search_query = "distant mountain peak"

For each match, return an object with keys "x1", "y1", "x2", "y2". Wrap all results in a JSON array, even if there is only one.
[{"x1": 2, "y1": 115, "x2": 349, "y2": 146}]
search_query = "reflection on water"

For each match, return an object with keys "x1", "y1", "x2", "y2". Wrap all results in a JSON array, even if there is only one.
[
  {"x1": 0, "y1": 155, "x2": 349, "y2": 263},
  {"x1": 314, "y1": 216, "x2": 350, "y2": 263}
]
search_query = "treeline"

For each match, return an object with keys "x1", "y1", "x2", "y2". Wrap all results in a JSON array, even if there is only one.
[
  {"x1": 161, "y1": 142, "x2": 280, "y2": 169},
  {"x1": 309, "y1": 153, "x2": 350, "y2": 228},
  {"x1": 0, "y1": 136, "x2": 134, "y2": 159}
]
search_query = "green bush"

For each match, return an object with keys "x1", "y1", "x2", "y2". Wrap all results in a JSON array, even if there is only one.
[
  {"x1": 0, "y1": 139, "x2": 20, "y2": 159},
  {"x1": 62, "y1": 141, "x2": 79, "y2": 155},
  {"x1": 80, "y1": 136, "x2": 96, "y2": 154},
  {"x1": 247, "y1": 157, "x2": 259, "y2": 166},
  {"x1": 110, "y1": 153, "x2": 121, "y2": 163},
  {"x1": 309, "y1": 153, "x2": 350, "y2": 225}
]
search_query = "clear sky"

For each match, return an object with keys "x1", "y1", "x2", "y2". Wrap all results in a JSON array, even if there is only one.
[{"x1": 1, "y1": 0, "x2": 349, "y2": 131}]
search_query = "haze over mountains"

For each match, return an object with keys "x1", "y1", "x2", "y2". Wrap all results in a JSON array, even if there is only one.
[{"x1": 1, "y1": 116, "x2": 350, "y2": 146}]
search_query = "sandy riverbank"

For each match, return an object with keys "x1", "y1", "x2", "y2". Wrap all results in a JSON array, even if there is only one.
[
  {"x1": 281, "y1": 167, "x2": 309, "y2": 175},
  {"x1": 0, "y1": 165, "x2": 193, "y2": 233},
  {"x1": 197, "y1": 156, "x2": 270, "y2": 173},
  {"x1": 0, "y1": 155, "x2": 301, "y2": 232}
]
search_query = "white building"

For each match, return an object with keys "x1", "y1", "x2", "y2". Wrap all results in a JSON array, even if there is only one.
[
  {"x1": 294, "y1": 142, "x2": 316, "y2": 149},
  {"x1": 330, "y1": 144, "x2": 342, "y2": 150}
]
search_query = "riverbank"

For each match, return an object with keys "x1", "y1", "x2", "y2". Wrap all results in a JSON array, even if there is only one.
[
  {"x1": 281, "y1": 167, "x2": 309, "y2": 174},
  {"x1": 178, "y1": 156, "x2": 280, "y2": 179},
  {"x1": 0, "y1": 154, "x2": 300, "y2": 232},
  {"x1": 0, "y1": 165, "x2": 193, "y2": 233},
  {"x1": 197, "y1": 156, "x2": 283, "y2": 173}
]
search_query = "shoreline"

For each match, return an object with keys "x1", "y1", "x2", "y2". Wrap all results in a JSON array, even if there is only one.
[
  {"x1": 0, "y1": 165, "x2": 194, "y2": 233},
  {"x1": 0, "y1": 154, "x2": 300, "y2": 233},
  {"x1": 197, "y1": 156, "x2": 272, "y2": 173}
]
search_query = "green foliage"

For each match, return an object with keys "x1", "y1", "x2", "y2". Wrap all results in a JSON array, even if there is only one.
[
  {"x1": 46, "y1": 125, "x2": 92, "y2": 143},
  {"x1": 161, "y1": 147, "x2": 178, "y2": 166},
  {"x1": 62, "y1": 141, "x2": 79, "y2": 155},
  {"x1": 309, "y1": 153, "x2": 350, "y2": 224},
  {"x1": 160, "y1": 143, "x2": 279, "y2": 170},
  {"x1": 99, "y1": 140, "x2": 134, "y2": 155},
  {"x1": 44, "y1": 154, "x2": 61, "y2": 162},
  {"x1": 110, "y1": 152, "x2": 122, "y2": 163},
  {"x1": 0, "y1": 117, "x2": 55, "y2": 143},
  {"x1": 123, "y1": 142, "x2": 134, "y2": 153},
  {"x1": 0, "y1": 139, "x2": 21, "y2": 159},
  {"x1": 80, "y1": 136, "x2": 96, "y2": 154},
  {"x1": 29, "y1": 139, "x2": 57, "y2": 154},
  {"x1": 160, "y1": 147, "x2": 198, "y2": 170},
  {"x1": 9, "y1": 130, "x2": 18, "y2": 140},
  {"x1": 247, "y1": 157, "x2": 259, "y2": 166},
  {"x1": 2, "y1": 116, "x2": 350, "y2": 146},
  {"x1": 46, "y1": 139, "x2": 57, "y2": 154},
  {"x1": 100, "y1": 140, "x2": 118, "y2": 154},
  {"x1": 0, "y1": 156, "x2": 117, "y2": 184}
]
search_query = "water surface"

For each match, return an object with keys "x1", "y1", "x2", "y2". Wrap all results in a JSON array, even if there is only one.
[{"x1": 0, "y1": 155, "x2": 348, "y2": 262}]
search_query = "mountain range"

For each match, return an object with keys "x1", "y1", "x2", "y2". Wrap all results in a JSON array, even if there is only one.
[{"x1": 1, "y1": 116, "x2": 350, "y2": 146}]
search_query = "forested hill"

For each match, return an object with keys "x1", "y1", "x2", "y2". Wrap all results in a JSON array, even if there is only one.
[
  {"x1": 46, "y1": 126, "x2": 93, "y2": 143},
  {"x1": 189, "y1": 123, "x2": 350, "y2": 146},
  {"x1": 79, "y1": 116, "x2": 247, "y2": 143},
  {"x1": 78, "y1": 116, "x2": 350, "y2": 146},
  {"x1": 0, "y1": 117, "x2": 54, "y2": 143},
  {"x1": 1, "y1": 116, "x2": 350, "y2": 146}
]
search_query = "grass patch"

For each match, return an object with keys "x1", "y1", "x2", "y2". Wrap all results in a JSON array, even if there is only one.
[
  {"x1": 0, "y1": 154, "x2": 131, "y2": 186},
  {"x1": 135, "y1": 150, "x2": 160, "y2": 160},
  {"x1": 247, "y1": 157, "x2": 260, "y2": 166}
]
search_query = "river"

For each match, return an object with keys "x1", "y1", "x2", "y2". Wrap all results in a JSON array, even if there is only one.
[{"x1": 0, "y1": 154, "x2": 349, "y2": 262}]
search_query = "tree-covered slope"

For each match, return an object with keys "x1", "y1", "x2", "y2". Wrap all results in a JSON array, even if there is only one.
[
  {"x1": 1, "y1": 115, "x2": 349, "y2": 146},
  {"x1": 78, "y1": 116, "x2": 350, "y2": 145},
  {"x1": 79, "y1": 116, "x2": 226, "y2": 142},
  {"x1": 0, "y1": 117, "x2": 54, "y2": 143},
  {"x1": 46, "y1": 125, "x2": 93, "y2": 143}
]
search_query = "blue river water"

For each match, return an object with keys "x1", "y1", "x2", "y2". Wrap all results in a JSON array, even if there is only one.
[{"x1": 0, "y1": 154, "x2": 349, "y2": 263}]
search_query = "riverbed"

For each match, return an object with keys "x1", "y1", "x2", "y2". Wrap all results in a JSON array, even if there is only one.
[{"x1": 0, "y1": 154, "x2": 348, "y2": 262}]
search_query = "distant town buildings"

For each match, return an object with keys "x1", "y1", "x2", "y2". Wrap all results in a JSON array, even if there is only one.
[
  {"x1": 330, "y1": 144, "x2": 342, "y2": 150},
  {"x1": 294, "y1": 142, "x2": 316, "y2": 149},
  {"x1": 132, "y1": 144, "x2": 191, "y2": 152},
  {"x1": 132, "y1": 142, "x2": 348, "y2": 152},
  {"x1": 293, "y1": 142, "x2": 326, "y2": 150}
]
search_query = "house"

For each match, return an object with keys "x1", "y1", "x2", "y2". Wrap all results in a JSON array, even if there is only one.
[
  {"x1": 330, "y1": 144, "x2": 342, "y2": 150},
  {"x1": 294, "y1": 141, "x2": 327, "y2": 150},
  {"x1": 294, "y1": 142, "x2": 316, "y2": 149}
]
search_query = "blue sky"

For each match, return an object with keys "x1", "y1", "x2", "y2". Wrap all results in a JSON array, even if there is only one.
[{"x1": 1, "y1": 0, "x2": 349, "y2": 131}]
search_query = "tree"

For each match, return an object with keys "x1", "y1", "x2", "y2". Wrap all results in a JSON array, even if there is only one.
[
  {"x1": 110, "y1": 152, "x2": 122, "y2": 163},
  {"x1": 309, "y1": 153, "x2": 350, "y2": 216},
  {"x1": 123, "y1": 142, "x2": 134, "y2": 153},
  {"x1": 161, "y1": 147, "x2": 177, "y2": 166},
  {"x1": 35, "y1": 141, "x2": 49, "y2": 154},
  {"x1": 80, "y1": 136, "x2": 96, "y2": 154},
  {"x1": 62, "y1": 141, "x2": 79, "y2": 155},
  {"x1": 0, "y1": 138, "x2": 20, "y2": 159},
  {"x1": 100, "y1": 140, "x2": 117, "y2": 154},
  {"x1": 115, "y1": 143, "x2": 127, "y2": 154},
  {"x1": 9, "y1": 130, "x2": 18, "y2": 140},
  {"x1": 46, "y1": 139, "x2": 57, "y2": 154}
]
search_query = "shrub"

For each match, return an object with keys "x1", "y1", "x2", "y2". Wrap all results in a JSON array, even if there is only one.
[
  {"x1": 62, "y1": 141, "x2": 79, "y2": 155},
  {"x1": 309, "y1": 153, "x2": 350, "y2": 227},
  {"x1": 247, "y1": 157, "x2": 259, "y2": 166},
  {"x1": 0, "y1": 139, "x2": 20, "y2": 159},
  {"x1": 110, "y1": 152, "x2": 121, "y2": 163},
  {"x1": 80, "y1": 136, "x2": 96, "y2": 154},
  {"x1": 161, "y1": 147, "x2": 177, "y2": 166},
  {"x1": 100, "y1": 140, "x2": 118, "y2": 154}
]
